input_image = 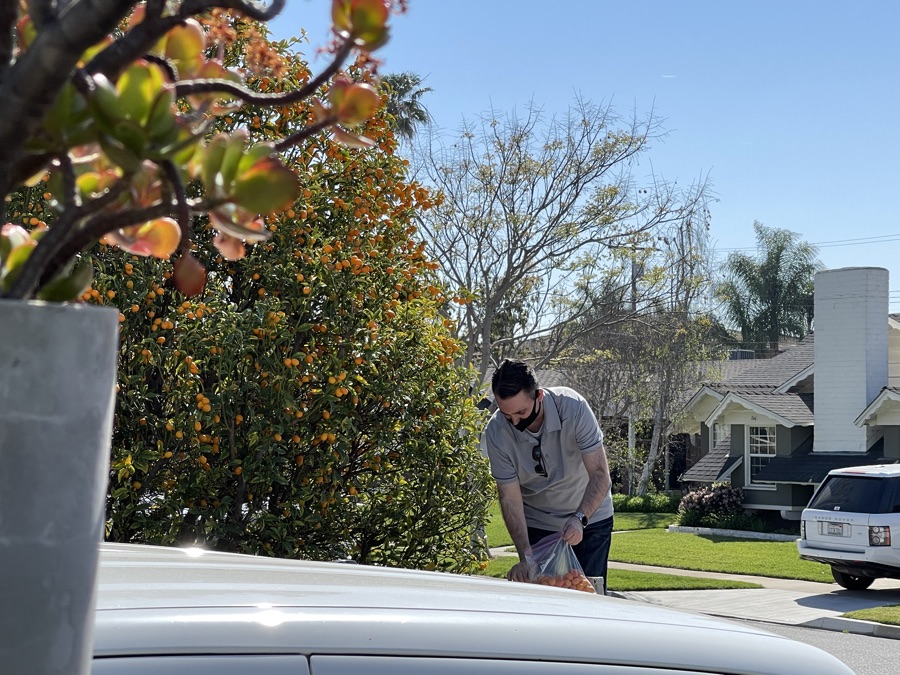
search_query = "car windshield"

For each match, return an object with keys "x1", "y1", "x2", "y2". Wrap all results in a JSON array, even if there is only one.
[{"x1": 808, "y1": 475, "x2": 900, "y2": 513}]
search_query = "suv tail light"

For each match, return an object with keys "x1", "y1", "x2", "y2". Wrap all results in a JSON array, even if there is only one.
[
  {"x1": 800, "y1": 520, "x2": 806, "y2": 540},
  {"x1": 869, "y1": 526, "x2": 891, "y2": 546}
]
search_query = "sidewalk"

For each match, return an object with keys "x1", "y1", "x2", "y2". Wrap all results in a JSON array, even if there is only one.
[{"x1": 489, "y1": 546, "x2": 900, "y2": 639}]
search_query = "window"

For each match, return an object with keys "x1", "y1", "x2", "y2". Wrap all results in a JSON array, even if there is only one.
[
  {"x1": 809, "y1": 475, "x2": 900, "y2": 514},
  {"x1": 712, "y1": 422, "x2": 729, "y2": 448},
  {"x1": 746, "y1": 426, "x2": 776, "y2": 485}
]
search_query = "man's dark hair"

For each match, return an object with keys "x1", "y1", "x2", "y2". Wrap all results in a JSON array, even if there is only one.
[{"x1": 491, "y1": 359, "x2": 539, "y2": 400}]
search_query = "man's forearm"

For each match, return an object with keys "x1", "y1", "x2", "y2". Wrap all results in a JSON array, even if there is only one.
[
  {"x1": 579, "y1": 473, "x2": 610, "y2": 517},
  {"x1": 578, "y1": 447, "x2": 612, "y2": 518}
]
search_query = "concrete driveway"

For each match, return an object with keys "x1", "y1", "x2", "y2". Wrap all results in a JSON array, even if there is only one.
[{"x1": 610, "y1": 561, "x2": 900, "y2": 639}]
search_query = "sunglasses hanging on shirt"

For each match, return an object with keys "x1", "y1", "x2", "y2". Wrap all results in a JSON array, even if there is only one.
[{"x1": 532, "y1": 442, "x2": 547, "y2": 477}]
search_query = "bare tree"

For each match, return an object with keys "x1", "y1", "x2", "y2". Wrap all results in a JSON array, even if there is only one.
[
  {"x1": 561, "y1": 214, "x2": 726, "y2": 495},
  {"x1": 411, "y1": 97, "x2": 711, "y2": 382}
]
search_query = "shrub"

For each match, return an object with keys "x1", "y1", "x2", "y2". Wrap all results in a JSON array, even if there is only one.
[
  {"x1": 676, "y1": 484, "x2": 744, "y2": 527},
  {"x1": 613, "y1": 492, "x2": 680, "y2": 513}
]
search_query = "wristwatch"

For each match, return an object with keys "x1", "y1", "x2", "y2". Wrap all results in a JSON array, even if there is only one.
[{"x1": 574, "y1": 511, "x2": 588, "y2": 527}]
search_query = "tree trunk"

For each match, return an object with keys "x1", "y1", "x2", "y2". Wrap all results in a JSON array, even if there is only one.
[{"x1": 637, "y1": 379, "x2": 670, "y2": 496}]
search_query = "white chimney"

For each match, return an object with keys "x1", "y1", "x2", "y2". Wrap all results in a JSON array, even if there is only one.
[{"x1": 813, "y1": 267, "x2": 888, "y2": 453}]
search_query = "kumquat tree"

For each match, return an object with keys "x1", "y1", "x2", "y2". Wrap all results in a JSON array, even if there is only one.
[{"x1": 2, "y1": 0, "x2": 494, "y2": 572}]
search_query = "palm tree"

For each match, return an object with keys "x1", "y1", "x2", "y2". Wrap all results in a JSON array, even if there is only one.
[
  {"x1": 715, "y1": 221, "x2": 821, "y2": 356},
  {"x1": 381, "y1": 71, "x2": 432, "y2": 140}
]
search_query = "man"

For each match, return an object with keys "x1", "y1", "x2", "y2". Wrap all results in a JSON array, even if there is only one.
[{"x1": 482, "y1": 359, "x2": 614, "y2": 592}]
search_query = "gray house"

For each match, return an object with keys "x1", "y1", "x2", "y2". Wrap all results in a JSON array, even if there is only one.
[{"x1": 678, "y1": 266, "x2": 900, "y2": 520}]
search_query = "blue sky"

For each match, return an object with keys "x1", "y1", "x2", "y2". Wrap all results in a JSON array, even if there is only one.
[{"x1": 272, "y1": 1, "x2": 900, "y2": 309}]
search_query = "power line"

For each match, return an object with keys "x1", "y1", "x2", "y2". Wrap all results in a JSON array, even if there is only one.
[{"x1": 717, "y1": 233, "x2": 900, "y2": 254}]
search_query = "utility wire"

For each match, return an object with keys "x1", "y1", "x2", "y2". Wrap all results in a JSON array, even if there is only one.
[{"x1": 717, "y1": 233, "x2": 900, "y2": 253}]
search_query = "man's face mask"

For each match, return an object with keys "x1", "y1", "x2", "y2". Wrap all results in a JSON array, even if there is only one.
[{"x1": 513, "y1": 396, "x2": 541, "y2": 432}]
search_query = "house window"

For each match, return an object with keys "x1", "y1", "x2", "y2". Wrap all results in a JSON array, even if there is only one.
[
  {"x1": 746, "y1": 426, "x2": 776, "y2": 485},
  {"x1": 712, "y1": 423, "x2": 728, "y2": 448}
]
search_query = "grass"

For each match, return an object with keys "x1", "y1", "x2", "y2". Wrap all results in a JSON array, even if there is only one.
[
  {"x1": 610, "y1": 529, "x2": 832, "y2": 583},
  {"x1": 484, "y1": 502, "x2": 674, "y2": 551},
  {"x1": 843, "y1": 606, "x2": 900, "y2": 625},
  {"x1": 481, "y1": 555, "x2": 760, "y2": 591},
  {"x1": 614, "y1": 512, "x2": 676, "y2": 531},
  {"x1": 484, "y1": 501, "x2": 512, "y2": 549}
]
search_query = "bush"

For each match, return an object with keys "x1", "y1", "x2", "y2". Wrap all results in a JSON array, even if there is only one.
[
  {"x1": 676, "y1": 484, "x2": 743, "y2": 527},
  {"x1": 613, "y1": 493, "x2": 680, "y2": 513}
]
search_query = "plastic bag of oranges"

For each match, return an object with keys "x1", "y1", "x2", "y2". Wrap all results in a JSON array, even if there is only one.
[{"x1": 525, "y1": 532, "x2": 596, "y2": 593}]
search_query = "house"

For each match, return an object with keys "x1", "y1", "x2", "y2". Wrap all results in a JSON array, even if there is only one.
[{"x1": 678, "y1": 267, "x2": 900, "y2": 520}]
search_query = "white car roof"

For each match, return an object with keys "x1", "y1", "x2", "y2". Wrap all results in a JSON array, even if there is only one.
[
  {"x1": 93, "y1": 543, "x2": 852, "y2": 674},
  {"x1": 827, "y1": 463, "x2": 900, "y2": 478}
]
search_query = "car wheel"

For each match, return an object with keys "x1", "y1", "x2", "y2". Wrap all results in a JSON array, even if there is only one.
[{"x1": 831, "y1": 567, "x2": 876, "y2": 590}]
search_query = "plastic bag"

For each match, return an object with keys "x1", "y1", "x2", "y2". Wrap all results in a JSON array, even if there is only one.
[{"x1": 525, "y1": 532, "x2": 596, "y2": 593}]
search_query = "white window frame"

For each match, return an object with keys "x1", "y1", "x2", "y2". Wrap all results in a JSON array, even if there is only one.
[{"x1": 745, "y1": 425, "x2": 776, "y2": 490}]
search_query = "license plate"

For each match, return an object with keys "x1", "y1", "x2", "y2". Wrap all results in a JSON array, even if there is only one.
[{"x1": 826, "y1": 522, "x2": 845, "y2": 536}]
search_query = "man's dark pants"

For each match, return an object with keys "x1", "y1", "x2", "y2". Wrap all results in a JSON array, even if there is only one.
[{"x1": 527, "y1": 516, "x2": 614, "y2": 593}]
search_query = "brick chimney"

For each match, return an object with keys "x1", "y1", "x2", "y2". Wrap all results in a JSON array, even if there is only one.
[{"x1": 813, "y1": 267, "x2": 888, "y2": 453}]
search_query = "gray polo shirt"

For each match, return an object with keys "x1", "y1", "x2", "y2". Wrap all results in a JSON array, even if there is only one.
[{"x1": 484, "y1": 386, "x2": 613, "y2": 531}]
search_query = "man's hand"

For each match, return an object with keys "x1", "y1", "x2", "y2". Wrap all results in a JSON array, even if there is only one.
[
  {"x1": 561, "y1": 516, "x2": 585, "y2": 546},
  {"x1": 506, "y1": 560, "x2": 534, "y2": 583}
]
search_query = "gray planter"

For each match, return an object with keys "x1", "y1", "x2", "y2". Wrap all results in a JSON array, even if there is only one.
[{"x1": 0, "y1": 300, "x2": 118, "y2": 674}]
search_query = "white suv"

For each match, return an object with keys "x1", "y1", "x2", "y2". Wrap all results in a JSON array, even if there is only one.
[{"x1": 798, "y1": 464, "x2": 900, "y2": 590}]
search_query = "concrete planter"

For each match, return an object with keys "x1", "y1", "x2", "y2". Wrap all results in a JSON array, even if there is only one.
[{"x1": 0, "y1": 300, "x2": 118, "y2": 674}]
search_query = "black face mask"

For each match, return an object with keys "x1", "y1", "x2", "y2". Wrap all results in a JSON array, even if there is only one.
[{"x1": 513, "y1": 397, "x2": 541, "y2": 432}]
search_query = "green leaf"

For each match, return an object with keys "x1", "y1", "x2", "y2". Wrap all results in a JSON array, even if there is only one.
[
  {"x1": 37, "y1": 262, "x2": 94, "y2": 302},
  {"x1": 232, "y1": 158, "x2": 300, "y2": 214},
  {"x1": 219, "y1": 129, "x2": 249, "y2": 192},
  {"x1": 236, "y1": 143, "x2": 275, "y2": 176},
  {"x1": 0, "y1": 240, "x2": 36, "y2": 291},
  {"x1": 3, "y1": 240, "x2": 36, "y2": 275},
  {"x1": 111, "y1": 118, "x2": 148, "y2": 155},
  {"x1": 76, "y1": 172, "x2": 102, "y2": 196},
  {"x1": 117, "y1": 61, "x2": 165, "y2": 125},
  {"x1": 99, "y1": 132, "x2": 143, "y2": 172},
  {"x1": 89, "y1": 73, "x2": 127, "y2": 128},
  {"x1": 164, "y1": 19, "x2": 206, "y2": 62},
  {"x1": 146, "y1": 86, "x2": 178, "y2": 144},
  {"x1": 201, "y1": 134, "x2": 229, "y2": 193}
]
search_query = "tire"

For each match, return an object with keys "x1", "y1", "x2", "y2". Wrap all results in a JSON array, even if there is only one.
[{"x1": 831, "y1": 567, "x2": 876, "y2": 590}]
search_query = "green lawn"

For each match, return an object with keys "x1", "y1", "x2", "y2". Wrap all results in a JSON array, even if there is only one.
[
  {"x1": 484, "y1": 503, "x2": 674, "y2": 550},
  {"x1": 484, "y1": 501, "x2": 512, "y2": 549},
  {"x1": 481, "y1": 555, "x2": 760, "y2": 591},
  {"x1": 609, "y1": 529, "x2": 832, "y2": 582},
  {"x1": 843, "y1": 606, "x2": 900, "y2": 625}
]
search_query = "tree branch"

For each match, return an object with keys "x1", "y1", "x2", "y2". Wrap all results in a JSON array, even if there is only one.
[
  {"x1": 274, "y1": 116, "x2": 334, "y2": 152},
  {"x1": 161, "y1": 160, "x2": 192, "y2": 248},
  {"x1": 174, "y1": 36, "x2": 354, "y2": 106},
  {"x1": 5, "y1": 178, "x2": 132, "y2": 299},
  {"x1": 0, "y1": 0, "x2": 135, "y2": 192},
  {"x1": 85, "y1": 0, "x2": 287, "y2": 80},
  {"x1": 0, "y1": 0, "x2": 17, "y2": 82}
]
